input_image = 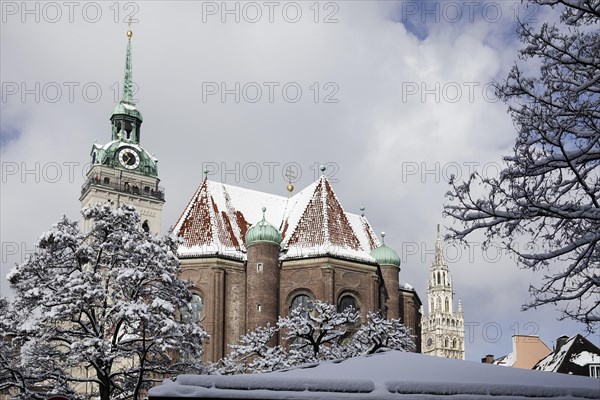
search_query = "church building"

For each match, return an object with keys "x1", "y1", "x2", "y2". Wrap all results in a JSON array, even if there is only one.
[
  {"x1": 80, "y1": 28, "x2": 423, "y2": 364},
  {"x1": 421, "y1": 226, "x2": 465, "y2": 359},
  {"x1": 172, "y1": 175, "x2": 423, "y2": 362}
]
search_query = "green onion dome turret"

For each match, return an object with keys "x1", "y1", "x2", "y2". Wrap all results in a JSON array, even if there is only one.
[
  {"x1": 370, "y1": 232, "x2": 401, "y2": 267},
  {"x1": 245, "y1": 207, "x2": 282, "y2": 247}
]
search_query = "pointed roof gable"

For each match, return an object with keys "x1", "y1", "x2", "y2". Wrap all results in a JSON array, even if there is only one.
[
  {"x1": 534, "y1": 334, "x2": 600, "y2": 374},
  {"x1": 173, "y1": 177, "x2": 379, "y2": 263},
  {"x1": 284, "y1": 176, "x2": 363, "y2": 258}
]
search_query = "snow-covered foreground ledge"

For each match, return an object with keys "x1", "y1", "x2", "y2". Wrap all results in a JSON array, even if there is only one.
[{"x1": 148, "y1": 351, "x2": 600, "y2": 399}]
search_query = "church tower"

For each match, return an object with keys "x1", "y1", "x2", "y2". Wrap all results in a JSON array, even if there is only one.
[
  {"x1": 245, "y1": 207, "x2": 282, "y2": 336},
  {"x1": 79, "y1": 27, "x2": 164, "y2": 234},
  {"x1": 422, "y1": 225, "x2": 464, "y2": 359}
]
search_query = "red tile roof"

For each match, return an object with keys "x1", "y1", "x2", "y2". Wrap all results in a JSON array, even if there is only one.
[{"x1": 173, "y1": 176, "x2": 380, "y2": 263}]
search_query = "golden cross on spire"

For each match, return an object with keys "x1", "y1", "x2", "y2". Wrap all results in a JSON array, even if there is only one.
[
  {"x1": 285, "y1": 166, "x2": 296, "y2": 196},
  {"x1": 127, "y1": 16, "x2": 133, "y2": 40}
]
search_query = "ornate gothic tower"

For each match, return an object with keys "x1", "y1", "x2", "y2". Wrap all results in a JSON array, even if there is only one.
[
  {"x1": 79, "y1": 28, "x2": 164, "y2": 234},
  {"x1": 422, "y1": 225, "x2": 464, "y2": 359}
]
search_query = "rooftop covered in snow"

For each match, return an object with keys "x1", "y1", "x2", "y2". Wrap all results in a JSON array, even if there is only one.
[
  {"x1": 148, "y1": 350, "x2": 600, "y2": 399},
  {"x1": 173, "y1": 176, "x2": 381, "y2": 263}
]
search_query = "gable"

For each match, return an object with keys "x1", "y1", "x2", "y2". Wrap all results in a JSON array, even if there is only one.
[{"x1": 173, "y1": 177, "x2": 379, "y2": 263}]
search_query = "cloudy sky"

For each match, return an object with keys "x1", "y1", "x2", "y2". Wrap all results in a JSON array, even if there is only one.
[{"x1": 2, "y1": 0, "x2": 595, "y2": 361}]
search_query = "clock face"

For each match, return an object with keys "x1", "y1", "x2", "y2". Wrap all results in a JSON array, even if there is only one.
[
  {"x1": 118, "y1": 148, "x2": 140, "y2": 170},
  {"x1": 427, "y1": 337, "x2": 433, "y2": 348}
]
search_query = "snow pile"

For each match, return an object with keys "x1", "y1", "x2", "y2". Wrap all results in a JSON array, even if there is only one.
[{"x1": 149, "y1": 350, "x2": 600, "y2": 399}]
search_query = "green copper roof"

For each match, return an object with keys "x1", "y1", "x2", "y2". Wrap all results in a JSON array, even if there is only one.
[
  {"x1": 112, "y1": 30, "x2": 143, "y2": 121},
  {"x1": 245, "y1": 207, "x2": 282, "y2": 247},
  {"x1": 370, "y1": 232, "x2": 401, "y2": 267},
  {"x1": 112, "y1": 102, "x2": 143, "y2": 121}
]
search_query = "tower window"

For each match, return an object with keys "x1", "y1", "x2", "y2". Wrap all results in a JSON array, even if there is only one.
[
  {"x1": 445, "y1": 298, "x2": 449, "y2": 313},
  {"x1": 256, "y1": 262, "x2": 263, "y2": 272},
  {"x1": 103, "y1": 177, "x2": 110, "y2": 184},
  {"x1": 452, "y1": 338, "x2": 457, "y2": 349},
  {"x1": 142, "y1": 220, "x2": 150, "y2": 233},
  {"x1": 444, "y1": 337, "x2": 449, "y2": 348},
  {"x1": 257, "y1": 304, "x2": 262, "y2": 312}
]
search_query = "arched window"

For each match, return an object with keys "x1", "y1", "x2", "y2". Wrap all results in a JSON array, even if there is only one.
[
  {"x1": 181, "y1": 293, "x2": 204, "y2": 323},
  {"x1": 142, "y1": 220, "x2": 150, "y2": 232},
  {"x1": 444, "y1": 298, "x2": 449, "y2": 313},
  {"x1": 452, "y1": 338, "x2": 457, "y2": 349},
  {"x1": 290, "y1": 293, "x2": 312, "y2": 317},
  {"x1": 437, "y1": 272, "x2": 441, "y2": 285},
  {"x1": 338, "y1": 295, "x2": 358, "y2": 313},
  {"x1": 444, "y1": 337, "x2": 449, "y2": 348},
  {"x1": 190, "y1": 294, "x2": 204, "y2": 322}
]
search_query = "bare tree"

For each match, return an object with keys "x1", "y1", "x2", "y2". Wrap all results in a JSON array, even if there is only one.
[{"x1": 445, "y1": 0, "x2": 599, "y2": 329}]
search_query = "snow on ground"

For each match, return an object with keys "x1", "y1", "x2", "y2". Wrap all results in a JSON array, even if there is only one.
[{"x1": 148, "y1": 350, "x2": 600, "y2": 399}]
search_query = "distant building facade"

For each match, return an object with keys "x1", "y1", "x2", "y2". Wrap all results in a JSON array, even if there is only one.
[
  {"x1": 493, "y1": 335, "x2": 552, "y2": 369},
  {"x1": 421, "y1": 226, "x2": 465, "y2": 359}
]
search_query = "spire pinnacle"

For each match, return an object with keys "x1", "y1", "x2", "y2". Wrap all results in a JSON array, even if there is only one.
[
  {"x1": 122, "y1": 20, "x2": 135, "y2": 105},
  {"x1": 381, "y1": 231, "x2": 386, "y2": 245},
  {"x1": 434, "y1": 224, "x2": 445, "y2": 266}
]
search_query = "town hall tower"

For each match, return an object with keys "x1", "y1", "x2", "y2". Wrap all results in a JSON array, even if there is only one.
[{"x1": 422, "y1": 225, "x2": 465, "y2": 359}]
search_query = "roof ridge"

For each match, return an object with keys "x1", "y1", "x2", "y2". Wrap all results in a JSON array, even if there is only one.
[
  {"x1": 284, "y1": 179, "x2": 324, "y2": 247},
  {"x1": 321, "y1": 178, "x2": 362, "y2": 251},
  {"x1": 172, "y1": 179, "x2": 205, "y2": 234},
  {"x1": 321, "y1": 177, "x2": 329, "y2": 244}
]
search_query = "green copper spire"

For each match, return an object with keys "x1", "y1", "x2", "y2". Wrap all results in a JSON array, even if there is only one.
[
  {"x1": 112, "y1": 26, "x2": 143, "y2": 122},
  {"x1": 122, "y1": 29, "x2": 134, "y2": 105}
]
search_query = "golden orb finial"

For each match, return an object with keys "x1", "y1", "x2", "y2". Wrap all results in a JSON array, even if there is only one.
[
  {"x1": 287, "y1": 183, "x2": 294, "y2": 193},
  {"x1": 127, "y1": 30, "x2": 133, "y2": 39}
]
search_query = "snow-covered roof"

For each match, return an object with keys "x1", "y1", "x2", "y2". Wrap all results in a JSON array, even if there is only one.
[
  {"x1": 494, "y1": 352, "x2": 516, "y2": 367},
  {"x1": 534, "y1": 334, "x2": 600, "y2": 373},
  {"x1": 148, "y1": 350, "x2": 600, "y2": 399},
  {"x1": 173, "y1": 176, "x2": 380, "y2": 263}
]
